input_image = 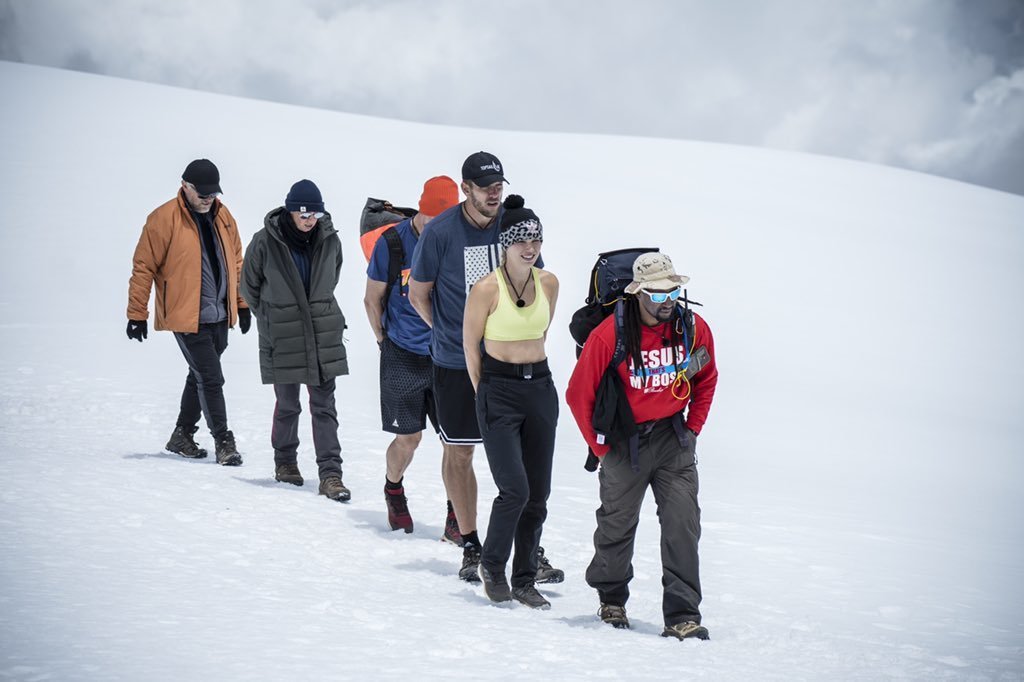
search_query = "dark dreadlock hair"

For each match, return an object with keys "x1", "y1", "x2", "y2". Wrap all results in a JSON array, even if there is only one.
[{"x1": 622, "y1": 294, "x2": 686, "y2": 387}]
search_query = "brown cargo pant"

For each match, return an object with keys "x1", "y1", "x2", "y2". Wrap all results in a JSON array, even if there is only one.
[{"x1": 585, "y1": 418, "x2": 702, "y2": 627}]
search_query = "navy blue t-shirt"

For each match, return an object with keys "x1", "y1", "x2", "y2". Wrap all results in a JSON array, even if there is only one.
[
  {"x1": 366, "y1": 218, "x2": 430, "y2": 356},
  {"x1": 410, "y1": 205, "x2": 502, "y2": 369}
]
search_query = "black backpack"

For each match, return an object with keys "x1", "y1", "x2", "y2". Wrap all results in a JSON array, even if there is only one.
[{"x1": 359, "y1": 198, "x2": 418, "y2": 331}]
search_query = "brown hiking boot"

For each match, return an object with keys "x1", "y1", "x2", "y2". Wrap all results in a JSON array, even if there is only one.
[
  {"x1": 599, "y1": 604, "x2": 630, "y2": 629},
  {"x1": 318, "y1": 476, "x2": 351, "y2": 502},
  {"x1": 275, "y1": 462, "x2": 303, "y2": 486},
  {"x1": 214, "y1": 430, "x2": 242, "y2": 466},
  {"x1": 661, "y1": 621, "x2": 709, "y2": 640},
  {"x1": 165, "y1": 425, "x2": 207, "y2": 459}
]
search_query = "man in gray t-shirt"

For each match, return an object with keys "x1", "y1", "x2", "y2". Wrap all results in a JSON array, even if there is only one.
[{"x1": 409, "y1": 151, "x2": 507, "y2": 582}]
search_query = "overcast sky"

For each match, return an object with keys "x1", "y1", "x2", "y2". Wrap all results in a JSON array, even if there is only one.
[{"x1": 2, "y1": 0, "x2": 1022, "y2": 195}]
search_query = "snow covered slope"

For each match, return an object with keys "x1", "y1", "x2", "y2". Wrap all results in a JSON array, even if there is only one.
[{"x1": 1, "y1": 61, "x2": 1021, "y2": 680}]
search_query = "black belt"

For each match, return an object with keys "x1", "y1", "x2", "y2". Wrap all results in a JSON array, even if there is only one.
[{"x1": 482, "y1": 356, "x2": 550, "y2": 380}]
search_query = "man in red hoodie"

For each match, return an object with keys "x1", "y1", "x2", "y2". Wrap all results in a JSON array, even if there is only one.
[{"x1": 565, "y1": 252, "x2": 718, "y2": 641}]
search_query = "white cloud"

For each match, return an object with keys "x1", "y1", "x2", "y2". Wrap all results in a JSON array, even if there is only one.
[{"x1": 1, "y1": 0, "x2": 1022, "y2": 193}]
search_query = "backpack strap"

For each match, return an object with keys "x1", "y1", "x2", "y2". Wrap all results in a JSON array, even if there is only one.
[{"x1": 379, "y1": 226, "x2": 405, "y2": 332}]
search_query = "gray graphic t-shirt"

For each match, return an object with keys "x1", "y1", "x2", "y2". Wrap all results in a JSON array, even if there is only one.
[{"x1": 410, "y1": 205, "x2": 501, "y2": 368}]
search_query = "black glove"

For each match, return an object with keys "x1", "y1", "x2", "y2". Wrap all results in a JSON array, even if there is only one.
[
  {"x1": 126, "y1": 319, "x2": 147, "y2": 342},
  {"x1": 238, "y1": 308, "x2": 252, "y2": 334}
]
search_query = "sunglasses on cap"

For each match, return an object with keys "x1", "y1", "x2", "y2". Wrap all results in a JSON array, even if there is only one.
[
  {"x1": 640, "y1": 287, "x2": 682, "y2": 303},
  {"x1": 299, "y1": 211, "x2": 325, "y2": 220}
]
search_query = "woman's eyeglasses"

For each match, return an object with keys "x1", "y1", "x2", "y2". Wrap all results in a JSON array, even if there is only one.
[{"x1": 299, "y1": 212, "x2": 325, "y2": 220}]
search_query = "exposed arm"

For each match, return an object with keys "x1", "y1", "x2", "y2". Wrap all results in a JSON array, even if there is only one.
[
  {"x1": 540, "y1": 269, "x2": 559, "y2": 340},
  {"x1": 363, "y1": 278, "x2": 389, "y2": 345},
  {"x1": 408, "y1": 277, "x2": 434, "y2": 329},
  {"x1": 463, "y1": 276, "x2": 496, "y2": 391}
]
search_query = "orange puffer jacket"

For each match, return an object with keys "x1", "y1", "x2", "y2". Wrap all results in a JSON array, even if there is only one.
[{"x1": 127, "y1": 191, "x2": 247, "y2": 333}]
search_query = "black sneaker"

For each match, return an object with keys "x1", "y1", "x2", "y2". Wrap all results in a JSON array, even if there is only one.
[
  {"x1": 165, "y1": 425, "x2": 207, "y2": 459},
  {"x1": 319, "y1": 476, "x2": 351, "y2": 502},
  {"x1": 599, "y1": 603, "x2": 630, "y2": 629},
  {"x1": 511, "y1": 584, "x2": 550, "y2": 610},
  {"x1": 459, "y1": 543, "x2": 482, "y2": 582},
  {"x1": 478, "y1": 564, "x2": 512, "y2": 603},
  {"x1": 275, "y1": 462, "x2": 303, "y2": 486},
  {"x1": 661, "y1": 621, "x2": 709, "y2": 641},
  {"x1": 384, "y1": 484, "x2": 413, "y2": 533},
  {"x1": 214, "y1": 430, "x2": 242, "y2": 466},
  {"x1": 535, "y1": 546, "x2": 564, "y2": 584}
]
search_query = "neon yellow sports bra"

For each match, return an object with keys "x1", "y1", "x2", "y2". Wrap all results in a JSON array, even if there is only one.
[{"x1": 484, "y1": 268, "x2": 550, "y2": 342}]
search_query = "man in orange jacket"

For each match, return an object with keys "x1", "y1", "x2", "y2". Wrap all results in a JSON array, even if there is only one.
[{"x1": 126, "y1": 158, "x2": 250, "y2": 465}]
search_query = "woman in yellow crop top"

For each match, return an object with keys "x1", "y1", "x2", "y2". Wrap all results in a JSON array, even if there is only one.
[{"x1": 462, "y1": 195, "x2": 561, "y2": 609}]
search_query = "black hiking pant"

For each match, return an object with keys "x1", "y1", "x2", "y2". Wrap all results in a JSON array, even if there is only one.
[
  {"x1": 585, "y1": 418, "x2": 703, "y2": 627},
  {"x1": 476, "y1": 358, "x2": 558, "y2": 589},
  {"x1": 174, "y1": 321, "x2": 229, "y2": 439},
  {"x1": 272, "y1": 379, "x2": 343, "y2": 481}
]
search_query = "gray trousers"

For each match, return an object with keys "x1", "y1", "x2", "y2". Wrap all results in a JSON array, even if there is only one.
[
  {"x1": 585, "y1": 419, "x2": 702, "y2": 626},
  {"x1": 271, "y1": 378, "x2": 343, "y2": 480}
]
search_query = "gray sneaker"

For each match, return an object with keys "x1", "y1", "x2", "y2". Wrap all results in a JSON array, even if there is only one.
[
  {"x1": 661, "y1": 621, "x2": 709, "y2": 641},
  {"x1": 478, "y1": 564, "x2": 512, "y2": 603},
  {"x1": 511, "y1": 584, "x2": 550, "y2": 610},
  {"x1": 214, "y1": 430, "x2": 242, "y2": 466},
  {"x1": 318, "y1": 476, "x2": 351, "y2": 502},
  {"x1": 165, "y1": 425, "x2": 207, "y2": 459},
  {"x1": 275, "y1": 462, "x2": 303, "y2": 486}
]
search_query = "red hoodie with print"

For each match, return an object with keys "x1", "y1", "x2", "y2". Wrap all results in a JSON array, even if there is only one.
[{"x1": 566, "y1": 310, "x2": 718, "y2": 457}]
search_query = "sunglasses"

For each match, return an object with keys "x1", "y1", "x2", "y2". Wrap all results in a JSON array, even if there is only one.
[
  {"x1": 641, "y1": 287, "x2": 681, "y2": 303},
  {"x1": 186, "y1": 183, "x2": 220, "y2": 200},
  {"x1": 299, "y1": 212, "x2": 325, "y2": 220}
]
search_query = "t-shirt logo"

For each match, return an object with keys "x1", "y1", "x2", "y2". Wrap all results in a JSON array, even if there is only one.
[
  {"x1": 628, "y1": 344, "x2": 690, "y2": 392},
  {"x1": 463, "y1": 244, "x2": 501, "y2": 294}
]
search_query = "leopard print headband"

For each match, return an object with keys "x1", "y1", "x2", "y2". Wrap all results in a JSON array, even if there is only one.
[{"x1": 499, "y1": 218, "x2": 543, "y2": 250}]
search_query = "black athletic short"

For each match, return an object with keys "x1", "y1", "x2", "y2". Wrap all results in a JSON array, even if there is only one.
[
  {"x1": 379, "y1": 337, "x2": 437, "y2": 435},
  {"x1": 432, "y1": 364, "x2": 482, "y2": 444}
]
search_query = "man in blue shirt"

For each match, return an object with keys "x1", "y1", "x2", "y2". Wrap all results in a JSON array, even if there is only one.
[
  {"x1": 364, "y1": 176, "x2": 460, "y2": 535},
  {"x1": 409, "y1": 152, "x2": 509, "y2": 582}
]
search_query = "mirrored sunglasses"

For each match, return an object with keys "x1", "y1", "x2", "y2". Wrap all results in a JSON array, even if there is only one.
[
  {"x1": 299, "y1": 211, "x2": 325, "y2": 220},
  {"x1": 641, "y1": 287, "x2": 681, "y2": 303}
]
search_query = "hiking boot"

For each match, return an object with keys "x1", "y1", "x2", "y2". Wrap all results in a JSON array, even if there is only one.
[
  {"x1": 535, "y1": 546, "x2": 564, "y2": 584},
  {"x1": 661, "y1": 621, "x2": 710, "y2": 641},
  {"x1": 599, "y1": 604, "x2": 630, "y2": 629},
  {"x1": 318, "y1": 476, "x2": 351, "y2": 502},
  {"x1": 459, "y1": 543, "x2": 482, "y2": 582},
  {"x1": 275, "y1": 462, "x2": 303, "y2": 486},
  {"x1": 442, "y1": 505, "x2": 464, "y2": 547},
  {"x1": 478, "y1": 564, "x2": 512, "y2": 603},
  {"x1": 214, "y1": 431, "x2": 242, "y2": 466},
  {"x1": 384, "y1": 484, "x2": 413, "y2": 533},
  {"x1": 165, "y1": 425, "x2": 207, "y2": 459},
  {"x1": 511, "y1": 584, "x2": 550, "y2": 610}
]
